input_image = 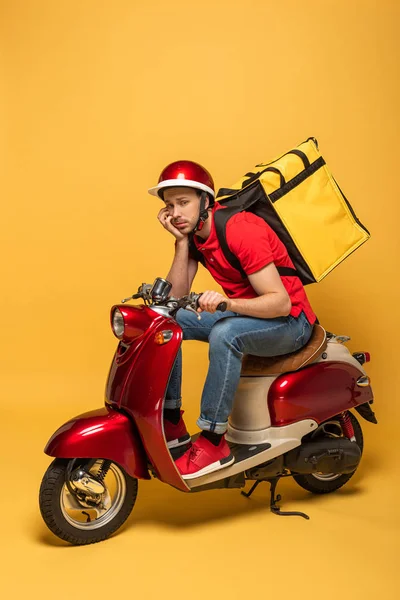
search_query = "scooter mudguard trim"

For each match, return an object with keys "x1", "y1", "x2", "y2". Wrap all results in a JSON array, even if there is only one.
[
  {"x1": 268, "y1": 361, "x2": 374, "y2": 426},
  {"x1": 354, "y1": 402, "x2": 378, "y2": 424},
  {"x1": 44, "y1": 407, "x2": 150, "y2": 480}
]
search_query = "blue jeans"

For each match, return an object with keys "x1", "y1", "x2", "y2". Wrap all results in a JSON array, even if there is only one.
[{"x1": 165, "y1": 309, "x2": 313, "y2": 434}]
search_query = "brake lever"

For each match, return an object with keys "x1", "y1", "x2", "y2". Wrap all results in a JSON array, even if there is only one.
[
  {"x1": 121, "y1": 293, "x2": 142, "y2": 303},
  {"x1": 121, "y1": 283, "x2": 153, "y2": 304},
  {"x1": 184, "y1": 305, "x2": 201, "y2": 320}
]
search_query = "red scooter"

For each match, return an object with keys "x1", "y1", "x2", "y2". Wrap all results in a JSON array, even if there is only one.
[{"x1": 39, "y1": 278, "x2": 377, "y2": 545}]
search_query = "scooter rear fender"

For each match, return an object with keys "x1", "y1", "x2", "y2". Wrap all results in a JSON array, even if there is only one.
[{"x1": 44, "y1": 407, "x2": 150, "y2": 480}]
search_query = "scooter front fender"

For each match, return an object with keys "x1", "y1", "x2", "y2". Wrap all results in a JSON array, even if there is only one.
[{"x1": 44, "y1": 407, "x2": 150, "y2": 480}]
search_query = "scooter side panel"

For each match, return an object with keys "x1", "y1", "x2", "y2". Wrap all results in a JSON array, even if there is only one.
[
  {"x1": 268, "y1": 361, "x2": 373, "y2": 426},
  {"x1": 106, "y1": 305, "x2": 189, "y2": 492},
  {"x1": 105, "y1": 305, "x2": 164, "y2": 406},
  {"x1": 120, "y1": 318, "x2": 190, "y2": 492},
  {"x1": 44, "y1": 407, "x2": 150, "y2": 480}
]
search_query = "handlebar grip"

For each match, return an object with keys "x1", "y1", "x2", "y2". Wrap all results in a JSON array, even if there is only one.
[{"x1": 195, "y1": 294, "x2": 227, "y2": 313}]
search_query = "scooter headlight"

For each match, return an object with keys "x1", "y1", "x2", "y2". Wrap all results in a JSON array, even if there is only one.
[{"x1": 112, "y1": 308, "x2": 125, "y2": 339}]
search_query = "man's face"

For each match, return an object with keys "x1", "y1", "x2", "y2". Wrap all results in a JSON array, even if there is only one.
[{"x1": 162, "y1": 187, "x2": 205, "y2": 234}]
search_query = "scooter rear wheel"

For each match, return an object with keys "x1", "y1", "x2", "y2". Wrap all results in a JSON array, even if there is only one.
[
  {"x1": 293, "y1": 412, "x2": 364, "y2": 494},
  {"x1": 39, "y1": 458, "x2": 138, "y2": 545}
]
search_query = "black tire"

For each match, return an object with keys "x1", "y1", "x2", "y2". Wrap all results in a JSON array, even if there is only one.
[
  {"x1": 293, "y1": 412, "x2": 364, "y2": 494},
  {"x1": 39, "y1": 458, "x2": 138, "y2": 545}
]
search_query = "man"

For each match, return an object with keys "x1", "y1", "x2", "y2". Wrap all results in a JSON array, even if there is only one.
[{"x1": 148, "y1": 160, "x2": 316, "y2": 480}]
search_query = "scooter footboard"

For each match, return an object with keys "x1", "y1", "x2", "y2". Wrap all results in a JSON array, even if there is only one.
[{"x1": 44, "y1": 407, "x2": 150, "y2": 480}]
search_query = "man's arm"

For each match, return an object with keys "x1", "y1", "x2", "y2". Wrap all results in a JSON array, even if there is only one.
[
  {"x1": 158, "y1": 206, "x2": 198, "y2": 298},
  {"x1": 198, "y1": 262, "x2": 291, "y2": 318},
  {"x1": 230, "y1": 262, "x2": 291, "y2": 318},
  {"x1": 166, "y1": 239, "x2": 198, "y2": 298}
]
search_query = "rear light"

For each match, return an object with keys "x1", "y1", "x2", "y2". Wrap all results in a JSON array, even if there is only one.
[{"x1": 353, "y1": 352, "x2": 370, "y2": 365}]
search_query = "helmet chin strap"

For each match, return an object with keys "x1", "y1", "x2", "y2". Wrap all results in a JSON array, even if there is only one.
[{"x1": 192, "y1": 192, "x2": 210, "y2": 233}]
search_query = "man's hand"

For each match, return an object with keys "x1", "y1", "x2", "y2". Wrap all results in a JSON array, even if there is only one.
[
  {"x1": 198, "y1": 291, "x2": 231, "y2": 313},
  {"x1": 158, "y1": 207, "x2": 186, "y2": 242}
]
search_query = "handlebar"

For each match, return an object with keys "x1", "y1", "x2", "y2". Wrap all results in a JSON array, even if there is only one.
[
  {"x1": 185, "y1": 293, "x2": 227, "y2": 314},
  {"x1": 121, "y1": 280, "x2": 228, "y2": 314},
  {"x1": 216, "y1": 301, "x2": 228, "y2": 312}
]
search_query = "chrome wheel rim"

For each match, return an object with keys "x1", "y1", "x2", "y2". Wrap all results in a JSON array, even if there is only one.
[
  {"x1": 60, "y1": 461, "x2": 126, "y2": 531},
  {"x1": 312, "y1": 471, "x2": 342, "y2": 482}
]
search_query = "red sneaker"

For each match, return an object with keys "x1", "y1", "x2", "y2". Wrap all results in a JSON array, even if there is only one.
[
  {"x1": 175, "y1": 434, "x2": 235, "y2": 480},
  {"x1": 164, "y1": 410, "x2": 191, "y2": 449}
]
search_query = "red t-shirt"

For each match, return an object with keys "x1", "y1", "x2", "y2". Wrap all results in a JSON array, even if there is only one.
[{"x1": 193, "y1": 204, "x2": 316, "y2": 324}]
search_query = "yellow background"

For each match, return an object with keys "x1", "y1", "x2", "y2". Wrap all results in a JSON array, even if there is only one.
[{"x1": 1, "y1": 1, "x2": 399, "y2": 598}]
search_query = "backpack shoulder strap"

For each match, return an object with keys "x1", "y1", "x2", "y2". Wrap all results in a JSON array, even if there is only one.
[
  {"x1": 214, "y1": 202, "x2": 298, "y2": 280},
  {"x1": 214, "y1": 203, "x2": 247, "y2": 279}
]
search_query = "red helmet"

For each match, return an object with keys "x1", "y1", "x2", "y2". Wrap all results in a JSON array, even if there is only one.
[{"x1": 148, "y1": 160, "x2": 215, "y2": 199}]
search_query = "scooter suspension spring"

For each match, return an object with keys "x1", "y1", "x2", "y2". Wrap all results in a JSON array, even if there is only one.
[
  {"x1": 340, "y1": 411, "x2": 355, "y2": 441},
  {"x1": 97, "y1": 460, "x2": 112, "y2": 483}
]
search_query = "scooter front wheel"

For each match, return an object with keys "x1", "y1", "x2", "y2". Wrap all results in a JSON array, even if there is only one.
[{"x1": 39, "y1": 458, "x2": 138, "y2": 545}]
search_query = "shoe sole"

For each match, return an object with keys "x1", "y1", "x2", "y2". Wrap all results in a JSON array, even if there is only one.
[
  {"x1": 181, "y1": 454, "x2": 235, "y2": 480},
  {"x1": 167, "y1": 433, "x2": 191, "y2": 449}
]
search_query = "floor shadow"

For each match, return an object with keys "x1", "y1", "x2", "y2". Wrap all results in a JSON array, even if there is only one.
[
  {"x1": 33, "y1": 479, "x2": 294, "y2": 547},
  {"x1": 358, "y1": 450, "x2": 381, "y2": 473},
  {"x1": 33, "y1": 469, "x2": 369, "y2": 546},
  {"x1": 122, "y1": 473, "x2": 366, "y2": 532},
  {"x1": 30, "y1": 515, "x2": 78, "y2": 549},
  {"x1": 36, "y1": 530, "x2": 73, "y2": 548}
]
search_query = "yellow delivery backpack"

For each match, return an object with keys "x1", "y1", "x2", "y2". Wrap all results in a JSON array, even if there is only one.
[{"x1": 196, "y1": 137, "x2": 370, "y2": 285}]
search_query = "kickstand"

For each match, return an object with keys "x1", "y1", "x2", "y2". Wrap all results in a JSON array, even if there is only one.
[
  {"x1": 241, "y1": 480, "x2": 261, "y2": 498},
  {"x1": 269, "y1": 477, "x2": 309, "y2": 519},
  {"x1": 242, "y1": 477, "x2": 310, "y2": 520}
]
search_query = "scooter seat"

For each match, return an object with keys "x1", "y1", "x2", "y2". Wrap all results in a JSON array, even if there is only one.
[{"x1": 240, "y1": 324, "x2": 327, "y2": 376}]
